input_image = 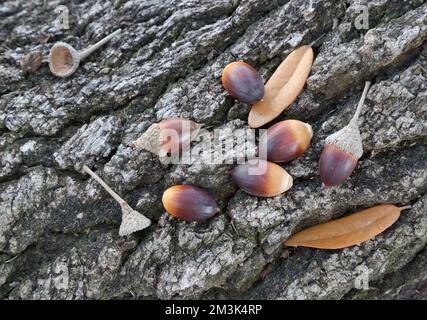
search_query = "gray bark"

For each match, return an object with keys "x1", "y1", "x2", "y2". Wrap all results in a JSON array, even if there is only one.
[{"x1": 0, "y1": 0, "x2": 426, "y2": 299}]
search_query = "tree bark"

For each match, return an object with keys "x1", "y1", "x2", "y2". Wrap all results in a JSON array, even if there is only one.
[{"x1": 0, "y1": 0, "x2": 426, "y2": 299}]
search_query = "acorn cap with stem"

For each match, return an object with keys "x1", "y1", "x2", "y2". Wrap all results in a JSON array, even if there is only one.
[
  {"x1": 82, "y1": 165, "x2": 151, "y2": 236},
  {"x1": 325, "y1": 81, "x2": 371, "y2": 159},
  {"x1": 49, "y1": 28, "x2": 122, "y2": 78}
]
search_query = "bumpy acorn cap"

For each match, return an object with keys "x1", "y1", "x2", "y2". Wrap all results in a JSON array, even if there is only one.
[
  {"x1": 324, "y1": 81, "x2": 371, "y2": 159},
  {"x1": 119, "y1": 204, "x2": 152, "y2": 236},
  {"x1": 325, "y1": 122, "x2": 363, "y2": 159}
]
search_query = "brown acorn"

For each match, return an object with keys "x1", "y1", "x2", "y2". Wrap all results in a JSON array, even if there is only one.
[
  {"x1": 133, "y1": 118, "x2": 202, "y2": 156},
  {"x1": 162, "y1": 185, "x2": 220, "y2": 221},
  {"x1": 222, "y1": 61, "x2": 264, "y2": 104},
  {"x1": 259, "y1": 120, "x2": 313, "y2": 163},
  {"x1": 319, "y1": 81, "x2": 371, "y2": 187},
  {"x1": 231, "y1": 159, "x2": 293, "y2": 197}
]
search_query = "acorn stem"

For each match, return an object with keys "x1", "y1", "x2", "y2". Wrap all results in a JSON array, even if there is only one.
[
  {"x1": 82, "y1": 165, "x2": 126, "y2": 206},
  {"x1": 79, "y1": 29, "x2": 122, "y2": 61},
  {"x1": 350, "y1": 81, "x2": 371, "y2": 127}
]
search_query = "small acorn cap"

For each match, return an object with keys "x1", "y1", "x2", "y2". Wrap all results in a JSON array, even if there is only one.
[
  {"x1": 324, "y1": 81, "x2": 371, "y2": 159},
  {"x1": 49, "y1": 42, "x2": 80, "y2": 77},
  {"x1": 82, "y1": 165, "x2": 151, "y2": 236},
  {"x1": 49, "y1": 29, "x2": 121, "y2": 77}
]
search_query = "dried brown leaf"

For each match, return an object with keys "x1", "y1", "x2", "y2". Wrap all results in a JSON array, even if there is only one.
[
  {"x1": 284, "y1": 204, "x2": 403, "y2": 249},
  {"x1": 248, "y1": 45, "x2": 313, "y2": 128}
]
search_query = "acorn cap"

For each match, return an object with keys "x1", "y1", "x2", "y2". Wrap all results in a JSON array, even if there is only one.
[
  {"x1": 324, "y1": 81, "x2": 371, "y2": 160},
  {"x1": 119, "y1": 204, "x2": 152, "y2": 236},
  {"x1": 325, "y1": 122, "x2": 363, "y2": 159}
]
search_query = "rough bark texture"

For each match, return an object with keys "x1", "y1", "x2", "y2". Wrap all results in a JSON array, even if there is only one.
[{"x1": 0, "y1": 0, "x2": 426, "y2": 300}]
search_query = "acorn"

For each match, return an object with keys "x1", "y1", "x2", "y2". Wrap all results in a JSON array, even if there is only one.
[
  {"x1": 231, "y1": 159, "x2": 293, "y2": 197},
  {"x1": 319, "y1": 81, "x2": 371, "y2": 187},
  {"x1": 259, "y1": 119, "x2": 313, "y2": 163},
  {"x1": 162, "y1": 185, "x2": 220, "y2": 221},
  {"x1": 133, "y1": 118, "x2": 202, "y2": 156},
  {"x1": 221, "y1": 61, "x2": 264, "y2": 103}
]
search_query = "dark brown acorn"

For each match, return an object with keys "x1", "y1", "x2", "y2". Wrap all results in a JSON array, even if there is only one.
[
  {"x1": 221, "y1": 61, "x2": 264, "y2": 103},
  {"x1": 319, "y1": 81, "x2": 371, "y2": 187},
  {"x1": 231, "y1": 159, "x2": 293, "y2": 197},
  {"x1": 162, "y1": 185, "x2": 220, "y2": 221},
  {"x1": 260, "y1": 119, "x2": 313, "y2": 163}
]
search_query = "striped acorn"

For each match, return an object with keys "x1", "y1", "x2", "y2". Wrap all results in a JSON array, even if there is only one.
[
  {"x1": 222, "y1": 61, "x2": 264, "y2": 103},
  {"x1": 231, "y1": 159, "x2": 293, "y2": 197},
  {"x1": 260, "y1": 119, "x2": 313, "y2": 163},
  {"x1": 162, "y1": 185, "x2": 220, "y2": 221}
]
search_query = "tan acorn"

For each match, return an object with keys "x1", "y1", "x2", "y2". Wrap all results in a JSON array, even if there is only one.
[
  {"x1": 319, "y1": 81, "x2": 371, "y2": 187},
  {"x1": 231, "y1": 159, "x2": 293, "y2": 197},
  {"x1": 259, "y1": 119, "x2": 313, "y2": 163},
  {"x1": 162, "y1": 185, "x2": 220, "y2": 221}
]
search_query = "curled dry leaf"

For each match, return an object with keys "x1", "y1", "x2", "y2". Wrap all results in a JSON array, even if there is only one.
[
  {"x1": 248, "y1": 45, "x2": 314, "y2": 128},
  {"x1": 284, "y1": 204, "x2": 409, "y2": 249},
  {"x1": 133, "y1": 118, "x2": 202, "y2": 156}
]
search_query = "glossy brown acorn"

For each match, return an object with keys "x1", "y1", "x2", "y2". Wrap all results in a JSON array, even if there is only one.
[
  {"x1": 222, "y1": 61, "x2": 264, "y2": 104},
  {"x1": 319, "y1": 81, "x2": 371, "y2": 187},
  {"x1": 260, "y1": 120, "x2": 313, "y2": 163},
  {"x1": 162, "y1": 185, "x2": 220, "y2": 221},
  {"x1": 231, "y1": 159, "x2": 293, "y2": 197}
]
